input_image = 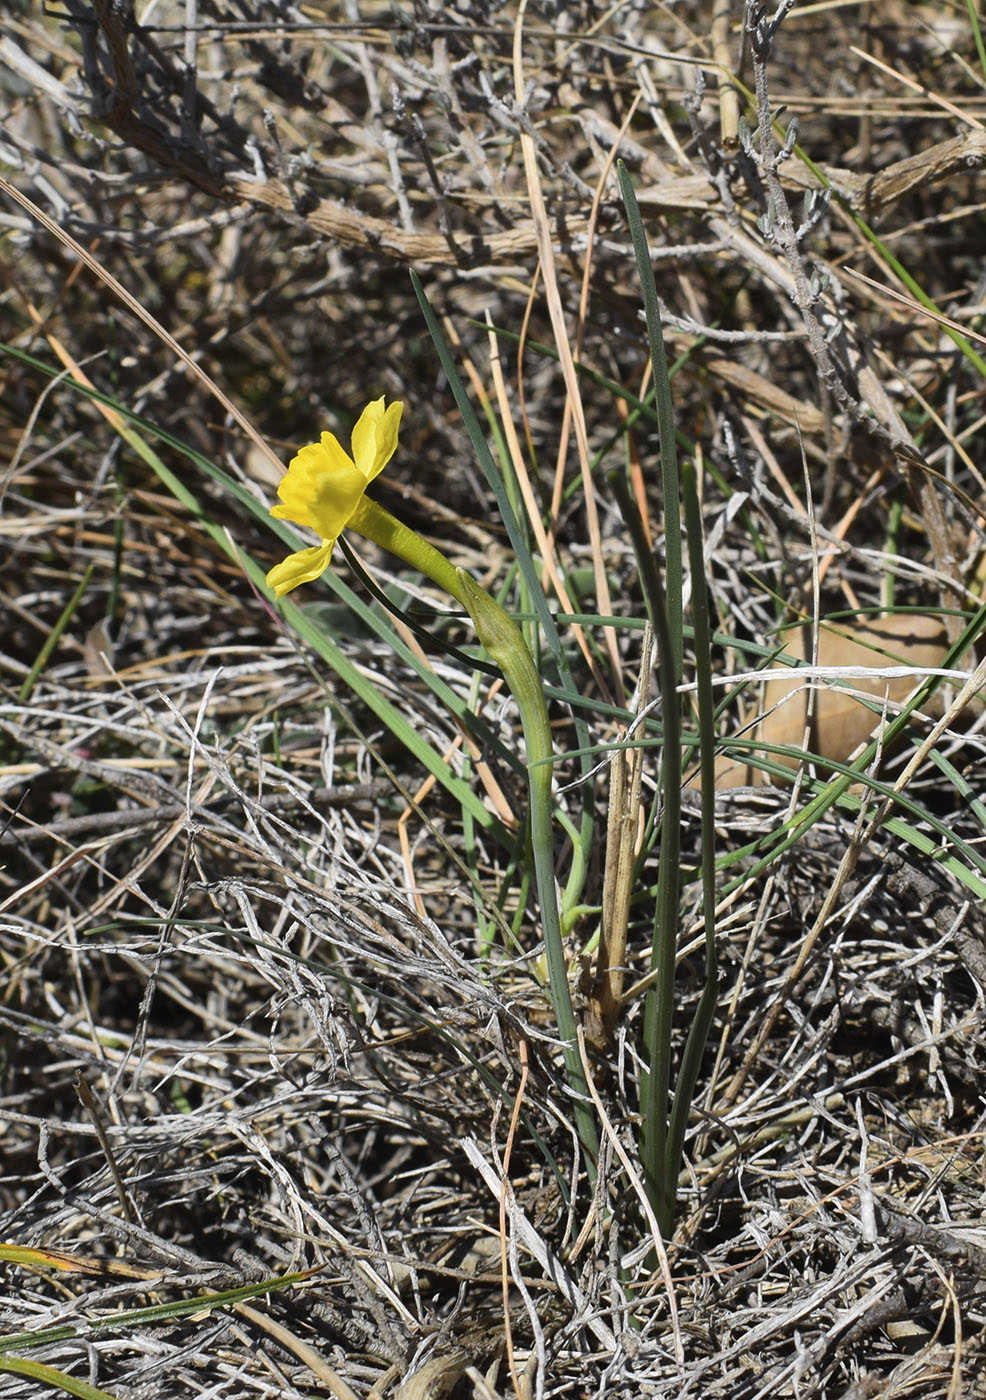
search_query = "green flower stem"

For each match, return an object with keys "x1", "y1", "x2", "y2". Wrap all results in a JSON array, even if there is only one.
[
  {"x1": 352, "y1": 497, "x2": 599, "y2": 1167},
  {"x1": 349, "y1": 497, "x2": 464, "y2": 604},
  {"x1": 456, "y1": 571, "x2": 599, "y2": 1165}
]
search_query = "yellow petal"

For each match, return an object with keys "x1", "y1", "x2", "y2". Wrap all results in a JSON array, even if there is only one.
[
  {"x1": 266, "y1": 542, "x2": 335, "y2": 598},
  {"x1": 351, "y1": 398, "x2": 403, "y2": 484}
]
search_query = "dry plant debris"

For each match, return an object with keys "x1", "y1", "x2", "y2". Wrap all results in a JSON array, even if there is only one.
[{"x1": 2, "y1": 2, "x2": 986, "y2": 1397}]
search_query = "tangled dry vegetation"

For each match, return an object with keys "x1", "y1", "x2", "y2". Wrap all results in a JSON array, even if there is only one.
[{"x1": 3, "y1": 2, "x2": 986, "y2": 1397}]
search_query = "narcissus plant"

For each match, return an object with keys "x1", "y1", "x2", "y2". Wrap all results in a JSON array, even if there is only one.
[{"x1": 265, "y1": 398, "x2": 598, "y2": 1163}]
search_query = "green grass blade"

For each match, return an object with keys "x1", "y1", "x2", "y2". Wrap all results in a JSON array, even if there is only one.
[
  {"x1": 617, "y1": 159, "x2": 683, "y2": 681},
  {"x1": 665, "y1": 460, "x2": 720, "y2": 1202},
  {"x1": 713, "y1": 741, "x2": 986, "y2": 901},
  {"x1": 409, "y1": 271, "x2": 560, "y2": 656},
  {"x1": 0, "y1": 1272, "x2": 312, "y2": 1356},
  {"x1": 19, "y1": 564, "x2": 94, "y2": 702},
  {"x1": 609, "y1": 467, "x2": 680, "y2": 1232},
  {"x1": 0, "y1": 1356, "x2": 119, "y2": 1400},
  {"x1": 968, "y1": 0, "x2": 986, "y2": 79}
]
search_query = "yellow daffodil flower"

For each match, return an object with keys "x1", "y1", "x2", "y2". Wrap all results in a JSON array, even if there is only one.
[{"x1": 265, "y1": 396, "x2": 403, "y2": 598}]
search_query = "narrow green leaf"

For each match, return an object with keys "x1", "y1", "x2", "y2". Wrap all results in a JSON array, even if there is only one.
[
  {"x1": 617, "y1": 160, "x2": 683, "y2": 681},
  {"x1": 665, "y1": 460, "x2": 720, "y2": 1203},
  {"x1": 0, "y1": 1355, "x2": 119, "y2": 1400},
  {"x1": 0, "y1": 1272, "x2": 311, "y2": 1356},
  {"x1": 19, "y1": 565, "x2": 94, "y2": 702}
]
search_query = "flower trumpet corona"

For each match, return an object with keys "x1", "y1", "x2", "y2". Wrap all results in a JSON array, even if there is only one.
[{"x1": 265, "y1": 399, "x2": 598, "y2": 1164}]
